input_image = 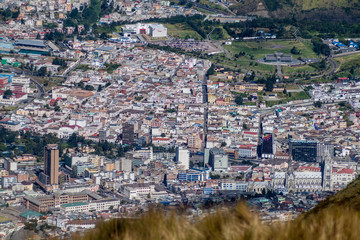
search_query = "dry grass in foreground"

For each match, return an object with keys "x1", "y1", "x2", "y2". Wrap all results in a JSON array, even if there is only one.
[
  {"x1": 74, "y1": 203, "x2": 360, "y2": 240},
  {"x1": 75, "y1": 177, "x2": 360, "y2": 240}
]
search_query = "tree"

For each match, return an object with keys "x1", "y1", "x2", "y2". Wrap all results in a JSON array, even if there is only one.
[
  {"x1": 265, "y1": 74, "x2": 276, "y2": 92},
  {"x1": 100, "y1": 32, "x2": 109, "y2": 40},
  {"x1": 314, "y1": 101, "x2": 322, "y2": 108},
  {"x1": 283, "y1": 89, "x2": 287, "y2": 95},
  {"x1": 161, "y1": 133, "x2": 166, "y2": 137},
  {"x1": 312, "y1": 37, "x2": 330, "y2": 56},
  {"x1": 37, "y1": 67, "x2": 47, "y2": 76},
  {"x1": 3, "y1": 89, "x2": 12, "y2": 99},
  {"x1": 291, "y1": 46, "x2": 300, "y2": 55},
  {"x1": 206, "y1": 64, "x2": 215, "y2": 76},
  {"x1": 209, "y1": 173, "x2": 220, "y2": 179},
  {"x1": 235, "y1": 95, "x2": 243, "y2": 105},
  {"x1": 70, "y1": 8, "x2": 80, "y2": 19},
  {"x1": 85, "y1": 85, "x2": 95, "y2": 91},
  {"x1": 0, "y1": 142, "x2": 6, "y2": 151},
  {"x1": 265, "y1": 80, "x2": 274, "y2": 92},
  {"x1": 221, "y1": 142, "x2": 226, "y2": 147}
]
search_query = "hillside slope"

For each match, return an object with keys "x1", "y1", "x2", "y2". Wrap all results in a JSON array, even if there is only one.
[
  {"x1": 305, "y1": 176, "x2": 360, "y2": 215},
  {"x1": 76, "y1": 177, "x2": 360, "y2": 240},
  {"x1": 229, "y1": 0, "x2": 360, "y2": 21}
]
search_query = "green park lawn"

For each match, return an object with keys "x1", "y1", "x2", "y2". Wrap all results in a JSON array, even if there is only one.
[
  {"x1": 164, "y1": 23, "x2": 202, "y2": 40},
  {"x1": 265, "y1": 91, "x2": 311, "y2": 107},
  {"x1": 224, "y1": 40, "x2": 318, "y2": 59},
  {"x1": 335, "y1": 53, "x2": 360, "y2": 76},
  {"x1": 282, "y1": 64, "x2": 317, "y2": 74}
]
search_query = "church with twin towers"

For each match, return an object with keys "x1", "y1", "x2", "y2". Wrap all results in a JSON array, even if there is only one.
[{"x1": 271, "y1": 142, "x2": 334, "y2": 193}]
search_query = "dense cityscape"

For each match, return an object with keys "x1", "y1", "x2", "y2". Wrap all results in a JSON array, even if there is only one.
[{"x1": 0, "y1": 0, "x2": 358, "y2": 239}]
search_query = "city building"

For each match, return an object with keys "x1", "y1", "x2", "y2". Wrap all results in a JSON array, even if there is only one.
[
  {"x1": 187, "y1": 133, "x2": 202, "y2": 152},
  {"x1": 121, "y1": 23, "x2": 167, "y2": 38},
  {"x1": 23, "y1": 190, "x2": 102, "y2": 212},
  {"x1": 122, "y1": 121, "x2": 138, "y2": 145},
  {"x1": 261, "y1": 133, "x2": 276, "y2": 159},
  {"x1": 43, "y1": 144, "x2": 59, "y2": 185},
  {"x1": 207, "y1": 148, "x2": 228, "y2": 171},
  {"x1": 1, "y1": 175, "x2": 17, "y2": 189},
  {"x1": 290, "y1": 141, "x2": 333, "y2": 162},
  {"x1": 290, "y1": 140, "x2": 318, "y2": 162},
  {"x1": 238, "y1": 144, "x2": 257, "y2": 158},
  {"x1": 176, "y1": 147, "x2": 190, "y2": 170},
  {"x1": 264, "y1": 53, "x2": 292, "y2": 63},
  {"x1": 220, "y1": 180, "x2": 248, "y2": 191}
]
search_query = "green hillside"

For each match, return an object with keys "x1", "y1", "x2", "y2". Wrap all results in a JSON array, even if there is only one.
[
  {"x1": 230, "y1": 0, "x2": 360, "y2": 21},
  {"x1": 76, "y1": 177, "x2": 360, "y2": 240},
  {"x1": 262, "y1": 0, "x2": 360, "y2": 11}
]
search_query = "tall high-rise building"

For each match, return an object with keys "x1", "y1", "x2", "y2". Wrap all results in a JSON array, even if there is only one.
[
  {"x1": 290, "y1": 140, "x2": 318, "y2": 162},
  {"x1": 123, "y1": 121, "x2": 138, "y2": 145},
  {"x1": 44, "y1": 144, "x2": 59, "y2": 185},
  {"x1": 261, "y1": 133, "x2": 276, "y2": 159},
  {"x1": 176, "y1": 147, "x2": 190, "y2": 170},
  {"x1": 290, "y1": 140, "x2": 333, "y2": 162}
]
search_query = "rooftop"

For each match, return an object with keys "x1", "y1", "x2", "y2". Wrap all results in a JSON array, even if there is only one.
[
  {"x1": 19, "y1": 210, "x2": 44, "y2": 218},
  {"x1": 15, "y1": 39, "x2": 46, "y2": 48},
  {"x1": 61, "y1": 202, "x2": 88, "y2": 208}
]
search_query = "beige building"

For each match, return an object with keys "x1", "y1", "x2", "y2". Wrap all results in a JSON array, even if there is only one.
[
  {"x1": 44, "y1": 144, "x2": 59, "y2": 185},
  {"x1": 187, "y1": 133, "x2": 202, "y2": 152},
  {"x1": 232, "y1": 84, "x2": 264, "y2": 92}
]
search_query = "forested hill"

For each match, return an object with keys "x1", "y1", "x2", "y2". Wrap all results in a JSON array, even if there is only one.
[{"x1": 229, "y1": 0, "x2": 360, "y2": 22}]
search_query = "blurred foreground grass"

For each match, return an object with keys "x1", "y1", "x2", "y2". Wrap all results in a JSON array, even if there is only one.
[{"x1": 75, "y1": 177, "x2": 360, "y2": 240}]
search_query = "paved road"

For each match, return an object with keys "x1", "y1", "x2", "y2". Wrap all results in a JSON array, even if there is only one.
[
  {"x1": 327, "y1": 58, "x2": 338, "y2": 75},
  {"x1": 294, "y1": 57, "x2": 337, "y2": 82},
  {"x1": 207, "y1": 27, "x2": 215, "y2": 40},
  {"x1": 333, "y1": 50, "x2": 360, "y2": 58},
  {"x1": 30, "y1": 77, "x2": 45, "y2": 98},
  {"x1": 293, "y1": 51, "x2": 360, "y2": 82},
  {"x1": 193, "y1": 3, "x2": 231, "y2": 15},
  {"x1": 60, "y1": 54, "x2": 87, "y2": 77},
  {"x1": 277, "y1": 65, "x2": 282, "y2": 79},
  {"x1": 216, "y1": 2, "x2": 236, "y2": 15}
]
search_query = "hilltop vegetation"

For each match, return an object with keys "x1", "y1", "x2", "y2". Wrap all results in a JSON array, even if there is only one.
[
  {"x1": 77, "y1": 177, "x2": 360, "y2": 240},
  {"x1": 230, "y1": 0, "x2": 360, "y2": 22},
  {"x1": 306, "y1": 176, "x2": 360, "y2": 214}
]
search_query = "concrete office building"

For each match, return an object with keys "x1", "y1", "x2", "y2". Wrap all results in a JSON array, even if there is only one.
[
  {"x1": 121, "y1": 23, "x2": 167, "y2": 38},
  {"x1": 44, "y1": 144, "x2": 59, "y2": 185},
  {"x1": 176, "y1": 147, "x2": 190, "y2": 170},
  {"x1": 208, "y1": 148, "x2": 228, "y2": 171},
  {"x1": 121, "y1": 157, "x2": 132, "y2": 172},
  {"x1": 149, "y1": 24, "x2": 167, "y2": 38}
]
